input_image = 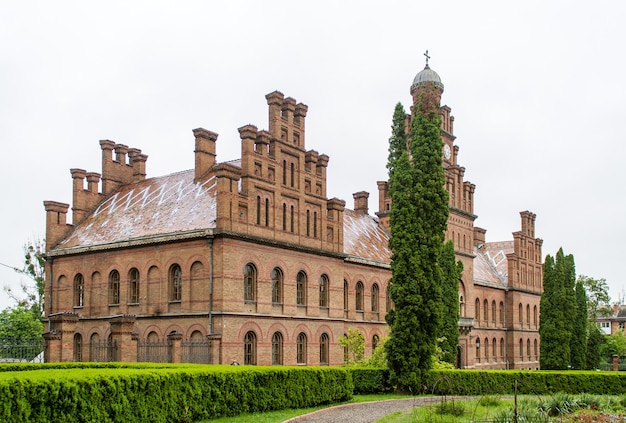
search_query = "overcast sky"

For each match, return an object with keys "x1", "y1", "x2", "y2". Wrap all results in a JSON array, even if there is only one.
[{"x1": 1, "y1": 1, "x2": 625, "y2": 310}]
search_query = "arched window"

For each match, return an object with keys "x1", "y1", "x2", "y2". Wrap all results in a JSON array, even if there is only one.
[
  {"x1": 89, "y1": 333, "x2": 100, "y2": 362},
  {"x1": 500, "y1": 338, "x2": 505, "y2": 360},
  {"x1": 73, "y1": 274, "x2": 84, "y2": 307},
  {"x1": 491, "y1": 301, "x2": 496, "y2": 324},
  {"x1": 265, "y1": 198, "x2": 270, "y2": 226},
  {"x1": 73, "y1": 333, "x2": 83, "y2": 362},
  {"x1": 372, "y1": 335, "x2": 380, "y2": 353},
  {"x1": 519, "y1": 338, "x2": 523, "y2": 360},
  {"x1": 306, "y1": 210, "x2": 310, "y2": 237},
  {"x1": 282, "y1": 203, "x2": 287, "y2": 231},
  {"x1": 492, "y1": 338, "x2": 497, "y2": 361},
  {"x1": 297, "y1": 271, "x2": 307, "y2": 306},
  {"x1": 282, "y1": 160, "x2": 287, "y2": 185},
  {"x1": 533, "y1": 305, "x2": 538, "y2": 328},
  {"x1": 343, "y1": 280, "x2": 348, "y2": 311},
  {"x1": 484, "y1": 337, "x2": 489, "y2": 361},
  {"x1": 527, "y1": 338, "x2": 531, "y2": 360},
  {"x1": 244, "y1": 263, "x2": 257, "y2": 302},
  {"x1": 320, "y1": 333, "x2": 329, "y2": 365},
  {"x1": 499, "y1": 301, "x2": 505, "y2": 326},
  {"x1": 319, "y1": 274, "x2": 329, "y2": 308},
  {"x1": 534, "y1": 339, "x2": 538, "y2": 359},
  {"x1": 244, "y1": 331, "x2": 257, "y2": 365},
  {"x1": 169, "y1": 264, "x2": 182, "y2": 302},
  {"x1": 459, "y1": 295, "x2": 465, "y2": 317},
  {"x1": 475, "y1": 298, "x2": 480, "y2": 323},
  {"x1": 129, "y1": 268, "x2": 140, "y2": 304},
  {"x1": 355, "y1": 282, "x2": 364, "y2": 311},
  {"x1": 484, "y1": 299, "x2": 489, "y2": 323},
  {"x1": 290, "y1": 162, "x2": 295, "y2": 187},
  {"x1": 526, "y1": 304, "x2": 531, "y2": 328},
  {"x1": 371, "y1": 283, "x2": 380, "y2": 313},
  {"x1": 290, "y1": 206, "x2": 295, "y2": 233},
  {"x1": 256, "y1": 196, "x2": 261, "y2": 225},
  {"x1": 297, "y1": 332, "x2": 307, "y2": 365},
  {"x1": 271, "y1": 268, "x2": 283, "y2": 304},
  {"x1": 518, "y1": 303, "x2": 523, "y2": 326},
  {"x1": 313, "y1": 211, "x2": 318, "y2": 238},
  {"x1": 109, "y1": 270, "x2": 120, "y2": 305},
  {"x1": 271, "y1": 332, "x2": 283, "y2": 365},
  {"x1": 476, "y1": 338, "x2": 481, "y2": 363}
]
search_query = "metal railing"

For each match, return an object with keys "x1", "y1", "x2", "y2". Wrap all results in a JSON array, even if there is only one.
[{"x1": 0, "y1": 338, "x2": 44, "y2": 363}]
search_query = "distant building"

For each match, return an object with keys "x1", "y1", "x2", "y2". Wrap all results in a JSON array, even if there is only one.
[
  {"x1": 43, "y1": 59, "x2": 543, "y2": 369},
  {"x1": 597, "y1": 305, "x2": 626, "y2": 335}
]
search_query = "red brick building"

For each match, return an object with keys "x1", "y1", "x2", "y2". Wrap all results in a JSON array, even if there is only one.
[{"x1": 43, "y1": 61, "x2": 543, "y2": 368}]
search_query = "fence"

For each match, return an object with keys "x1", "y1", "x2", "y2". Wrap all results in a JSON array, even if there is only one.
[
  {"x1": 0, "y1": 338, "x2": 45, "y2": 363},
  {"x1": 90, "y1": 340, "x2": 118, "y2": 362},
  {"x1": 181, "y1": 339, "x2": 212, "y2": 364},
  {"x1": 137, "y1": 340, "x2": 171, "y2": 363}
]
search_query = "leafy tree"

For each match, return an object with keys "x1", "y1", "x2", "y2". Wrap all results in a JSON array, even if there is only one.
[
  {"x1": 586, "y1": 322, "x2": 604, "y2": 369},
  {"x1": 4, "y1": 238, "x2": 46, "y2": 318},
  {"x1": 602, "y1": 330, "x2": 626, "y2": 358},
  {"x1": 338, "y1": 328, "x2": 365, "y2": 365},
  {"x1": 540, "y1": 248, "x2": 576, "y2": 369},
  {"x1": 570, "y1": 278, "x2": 588, "y2": 369},
  {"x1": 0, "y1": 304, "x2": 44, "y2": 342},
  {"x1": 580, "y1": 275, "x2": 611, "y2": 321},
  {"x1": 439, "y1": 240, "x2": 463, "y2": 364},
  {"x1": 364, "y1": 336, "x2": 387, "y2": 368},
  {"x1": 385, "y1": 93, "x2": 448, "y2": 391}
]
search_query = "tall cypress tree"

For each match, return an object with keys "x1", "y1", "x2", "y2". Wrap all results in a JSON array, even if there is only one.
[
  {"x1": 385, "y1": 92, "x2": 448, "y2": 391},
  {"x1": 570, "y1": 278, "x2": 588, "y2": 369},
  {"x1": 540, "y1": 248, "x2": 576, "y2": 369},
  {"x1": 440, "y1": 240, "x2": 463, "y2": 364}
]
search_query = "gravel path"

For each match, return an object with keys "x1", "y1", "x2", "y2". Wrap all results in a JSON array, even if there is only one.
[{"x1": 284, "y1": 397, "x2": 448, "y2": 423}]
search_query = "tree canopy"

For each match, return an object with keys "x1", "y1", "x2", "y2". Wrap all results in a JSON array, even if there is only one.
[
  {"x1": 0, "y1": 304, "x2": 44, "y2": 342},
  {"x1": 385, "y1": 94, "x2": 448, "y2": 391}
]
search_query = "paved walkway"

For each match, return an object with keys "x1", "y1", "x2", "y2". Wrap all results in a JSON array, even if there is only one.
[{"x1": 284, "y1": 397, "x2": 446, "y2": 423}]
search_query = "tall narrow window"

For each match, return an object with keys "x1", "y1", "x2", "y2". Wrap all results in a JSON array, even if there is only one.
[
  {"x1": 534, "y1": 339, "x2": 538, "y2": 359},
  {"x1": 109, "y1": 270, "x2": 120, "y2": 305},
  {"x1": 129, "y1": 268, "x2": 139, "y2": 304},
  {"x1": 484, "y1": 337, "x2": 489, "y2": 361},
  {"x1": 371, "y1": 283, "x2": 380, "y2": 313},
  {"x1": 533, "y1": 305, "x2": 538, "y2": 328},
  {"x1": 256, "y1": 196, "x2": 261, "y2": 225},
  {"x1": 519, "y1": 338, "x2": 523, "y2": 360},
  {"x1": 475, "y1": 298, "x2": 480, "y2": 323},
  {"x1": 297, "y1": 332, "x2": 307, "y2": 365},
  {"x1": 372, "y1": 335, "x2": 379, "y2": 353},
  {"x1": 491, "y1": 301, "x2": 496, "y2": 324},
  {"x1": 343, "y1": 279, "x2": 348, "y2": 311},
  {"x1": 313, "y1": 211, "x2": 317, "y2": 237},
  {"x1": 271, "y1": 267, "x2": 283, "y2": 304},
  {"x1": 319, "y1": 333, "x2": 329, "y2": 365},
  {"x1": 476, "y1": 338, "x2": 481, "y2": 363},
  {"x1": 271, "y1": 332, "x2": 283, "y2": 365},
  {"x1": 282, "y1": 203, "x2": 287, "y2": 231},
  {"x1": 526, "y1": 304, "x2": 531, "y2": 328},
  {"x1": 244, "y1": 331, "x2": 257, "y2": 365},
  {"x1": 492, "y1": 338, "x2": 497, "y2": 361},
  {"x1": 74, "y1": 333, "x2": 83, "y2": 362},
  {"x1": 170, "y1": 264, "x2": 182, "y2": 302},
  {"x1": 290, "y1": 162, "x2": 295, "y2": 187},
  {"x1": 319, "y1": 274, "x2": 329, "y2": 307},
  {"x1": 297, "y1": 271, "x2": 307, "y2": 306},
  {"x1": 290, "y1": 205, "x2": 295, "y2": 233},
  {"x1": 356, "y1": 281, "x2": 364, "y2": 311},
  {"x1": 518, "y1": 303, "x2": 523, "y2": 325},
  {"x1": 244, "y1": 263, "x2": 257, "y2": 302},
  {"x1": 484, "y1": 299, "x2": 489, "y2": 323},
  {"x1": 500, "y1": 338, "x2": 505, "y2": 359},
  {"x1": 499, "y1": 301, "x2": 505, "y2": 326},
  {"x1": 282, "y1": 160, "x2": 287, "y2": 185},
  {"x1": 265, "y1": 198, "x2": 269, "y2": 226},
  {"x1": 74, "y1": 274, "x2": 84, "y2": 307},
  {"x1": 306, "y1": 210, "x2": 310, "y2": 236}
]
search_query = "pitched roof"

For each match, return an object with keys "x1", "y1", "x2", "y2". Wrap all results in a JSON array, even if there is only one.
[
  {"x1": 342, "y1": 209, "x2": 391, "y2": 264},
  {"x1": 58, "y1": 170, "x2": 217, "y2": 249},
  {"x1": 473, "y1": 241, "x2": 513, "y2": 286}
]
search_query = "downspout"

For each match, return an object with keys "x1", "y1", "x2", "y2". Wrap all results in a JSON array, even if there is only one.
[
  {"x1": 47, "y1": 257, "x2": 53, "y2": 331},
  {"x1": 208, "y1": 238, "x2": 214, "y2": 335}
]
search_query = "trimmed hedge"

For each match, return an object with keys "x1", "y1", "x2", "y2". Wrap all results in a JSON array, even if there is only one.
[
  {"x1": 0, "y1": 364, "x2": 353, "y2": 423},
  {"x1": 347, "y1": 367, "x2": 626, "y2": 396}
]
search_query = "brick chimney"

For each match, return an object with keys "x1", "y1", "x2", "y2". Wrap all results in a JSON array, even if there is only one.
[
  {"x1": 193, "y1": 128, "x2": 218, "y2": 181},
  {"x1": 43, "y1": 201, "x2": 71, "y2": 251},
  {"x1": 353, "y1": 191, "x2": 369, "y2": 215}
]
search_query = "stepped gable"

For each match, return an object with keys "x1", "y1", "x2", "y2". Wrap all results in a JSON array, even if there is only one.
[
  {"x1": 342, "y1": 209, "x2": 391, "y2": 264},
  {"x1": 58, "y1": 169, "x2": 218, "y2": 249},
  {"x1": 473, "y1": 241, "x2": 514, "y2": 286}
]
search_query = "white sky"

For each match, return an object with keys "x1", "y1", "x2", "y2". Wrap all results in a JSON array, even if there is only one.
[{"x1": 1, "y1": 1, "x2": 625, "y2": 310}]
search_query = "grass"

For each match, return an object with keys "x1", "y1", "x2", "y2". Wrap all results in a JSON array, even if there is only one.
[{"x1": 200, "y1": 394, "x2": 415, "y2": 423}]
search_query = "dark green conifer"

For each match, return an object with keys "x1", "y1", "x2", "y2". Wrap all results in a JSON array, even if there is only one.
[{"x1": 440, "y1": 240, "x2": 463, "y2": 364}]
